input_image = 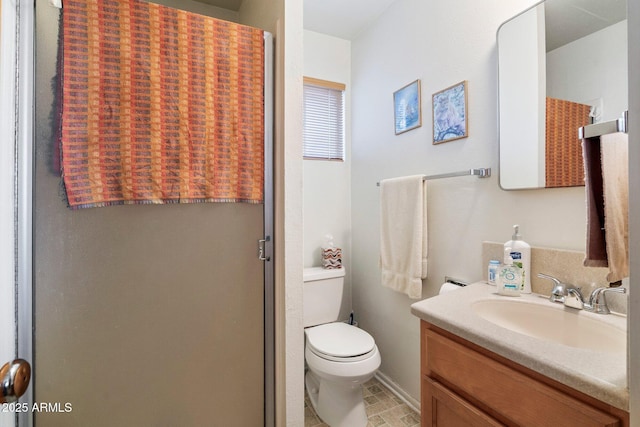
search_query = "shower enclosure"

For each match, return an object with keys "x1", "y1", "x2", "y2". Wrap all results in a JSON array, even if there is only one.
[{"x1": 22, "y1": 1, "x2": 275, "y2": 425}]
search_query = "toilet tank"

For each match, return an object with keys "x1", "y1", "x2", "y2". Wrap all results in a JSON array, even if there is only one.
[{"x1": 303, "y1": 267, "x2": 345, "y2": 327}]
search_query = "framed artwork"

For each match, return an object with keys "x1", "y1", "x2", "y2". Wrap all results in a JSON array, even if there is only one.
[
  {"x1": 432, "y1": 80, "x2": 468, "y2": 144},
  {"x1": 393, "y1": 79, "x2": 422, "y2": 135}
]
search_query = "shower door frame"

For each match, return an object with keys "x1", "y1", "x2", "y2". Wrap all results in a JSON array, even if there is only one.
[
  {"x1": 15, "y1": 0, "x2": 35, "y2": 424},
  {"x1": 263, "y1": 31, "x2": 275, "y2": 427},
  {"x1": 14, "y1": 6, "x2": 275, "y2": 426}
]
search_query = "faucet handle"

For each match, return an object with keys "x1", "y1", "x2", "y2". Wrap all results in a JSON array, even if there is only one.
[
  {"x1": 588, "y1": 287, "x2": 627, "y2": 315},
  {"x1": 537, "y1": 273, "x2": 560, "y2": 283},
  {"x1": 537, "y1": 273, "x2": 566, "y2": 303}
]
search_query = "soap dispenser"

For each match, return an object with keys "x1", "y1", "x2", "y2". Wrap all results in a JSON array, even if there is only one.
[
  {"x1": 504, "y1": 225, "x2": 531, "y2": 293},
  {"x1": 497, "y1": 248, "x2": 522, "y2": 297}
]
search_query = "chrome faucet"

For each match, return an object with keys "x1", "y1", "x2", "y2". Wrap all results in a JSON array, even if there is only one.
[
  {"x1": 537, "y1": 273, "x2": 576, "y2": 303},
  {"x1": 538, "y1": 273, "x2": 627, "y2": 314},
  {"x1": 566, "y1": 286, "x2": 627, "y2": 315}
]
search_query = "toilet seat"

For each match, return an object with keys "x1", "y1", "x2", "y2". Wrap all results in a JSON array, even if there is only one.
[{"x1": 305, "y1": 323, "x2": 376, "y2": 362}]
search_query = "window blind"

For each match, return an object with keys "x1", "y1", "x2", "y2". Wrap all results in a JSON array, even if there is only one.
[{"x1": 303, "y1": 79, "x2": 345, "y2": 161}]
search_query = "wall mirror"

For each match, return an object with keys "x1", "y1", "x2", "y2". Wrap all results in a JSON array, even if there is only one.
[{"x1": 497, "y1": 0, "x2": 627, "y2": 190}]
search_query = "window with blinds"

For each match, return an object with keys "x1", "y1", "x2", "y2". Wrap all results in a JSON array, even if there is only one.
[{"x1": 303, "y1": 77, "x2": 345, "y2": 161}]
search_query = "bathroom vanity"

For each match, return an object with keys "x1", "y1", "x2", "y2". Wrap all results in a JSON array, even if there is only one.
[{"x1": 411, "y1": 283, "x2": 629, "y2": 427}]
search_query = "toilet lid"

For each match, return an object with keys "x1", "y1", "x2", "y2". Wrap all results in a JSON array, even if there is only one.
[{"x1": 305, "y1": 323, "x2": 375, "y2": 358}]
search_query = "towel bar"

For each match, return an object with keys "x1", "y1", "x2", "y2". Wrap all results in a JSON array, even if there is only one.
[
  {"x1": 376, "y1": 168, "x2": 491, "y2": 186},
  {"x1": 579, "y1": 111, "x2": 628, "y2": 139}
]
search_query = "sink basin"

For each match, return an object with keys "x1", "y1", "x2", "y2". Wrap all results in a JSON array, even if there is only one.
[{"x1": 472, "y1": 299, "x2": 626, "y2": 353}]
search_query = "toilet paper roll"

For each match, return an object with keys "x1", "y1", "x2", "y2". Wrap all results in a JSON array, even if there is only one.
[{"x1": 439, "y1": 282, "x2": 462, "y2": 294}]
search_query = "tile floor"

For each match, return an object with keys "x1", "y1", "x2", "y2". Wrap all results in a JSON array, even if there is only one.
[{"x1": 304, "y1": 376, "x2": 421, "y2": 427}]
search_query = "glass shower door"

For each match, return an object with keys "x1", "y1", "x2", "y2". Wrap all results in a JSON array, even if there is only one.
[{"x1": 32, "y1": 1, "x2": 270, "y2": 425}]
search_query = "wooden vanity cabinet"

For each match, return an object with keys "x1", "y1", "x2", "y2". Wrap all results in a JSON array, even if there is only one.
[{"x1": 420, "y1": 321, "x2": 629, "y2": 427}]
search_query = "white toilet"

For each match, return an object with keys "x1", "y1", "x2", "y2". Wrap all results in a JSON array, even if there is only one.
[{"x1": 303, "y1": 267, "x2": 381, "y2": 427}]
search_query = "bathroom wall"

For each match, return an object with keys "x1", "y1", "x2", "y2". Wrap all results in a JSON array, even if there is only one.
[
  {"x1": 547, "y1": 20, "x2": 628, "y2": 122},
  {"x1": 303, "y1": 30, "x2": 352, "y2": 320},
  {"x1": 349, "y1": 0, "x2": 590, "y2": 403}
]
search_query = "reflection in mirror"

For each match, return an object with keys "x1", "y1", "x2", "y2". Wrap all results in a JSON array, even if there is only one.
[{"x1": 498, "y1": 0, "x2": 627, "y2": 190}]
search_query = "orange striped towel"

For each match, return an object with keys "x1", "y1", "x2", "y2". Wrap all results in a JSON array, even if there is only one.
[
  {"x1": 60, "y1": 0, "x2": 265, "y2": 209},
  {"x1": 545, "y1": 97, "x2": 591, "y2": 188}
]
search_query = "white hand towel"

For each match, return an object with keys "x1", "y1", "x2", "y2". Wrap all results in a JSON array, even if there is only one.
[{"x1": 379, "y1": 175, "x2": 427, "y2": 299}]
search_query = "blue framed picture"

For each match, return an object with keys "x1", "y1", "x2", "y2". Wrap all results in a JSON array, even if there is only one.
[
  {"x1": 432, "y1": 80, "x2": 468, "y2": 144},
  {"x1": 393, "y1": 79, "x2": 422, "y2": 135}
]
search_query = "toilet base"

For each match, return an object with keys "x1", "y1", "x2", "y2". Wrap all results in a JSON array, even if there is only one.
[{"x1": 305, "y1": 370, "x2": 368, "y2": 427}]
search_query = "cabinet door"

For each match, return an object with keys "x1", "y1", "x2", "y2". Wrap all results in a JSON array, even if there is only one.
[
  {"x1": 423, "y1": 377, "x2": 504, "y2": 427},
  {"x1": 423, "y1": 327, "x2": 622, "y2": 427}
]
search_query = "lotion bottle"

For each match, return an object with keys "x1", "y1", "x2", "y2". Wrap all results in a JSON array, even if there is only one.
[
  {"x1": 497, "y1": 248, "x2": 522, "y2": 297},
  {"x1": 488, "y1": 260, "x2": 500, "y2": 285},
  {"x1": 504, "y1": 225, "x2": 531, "y2": 293}
]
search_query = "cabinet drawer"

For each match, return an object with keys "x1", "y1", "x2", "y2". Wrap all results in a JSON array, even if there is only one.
[
  {"x1": 424, "y1": 328, "x2": 620, "y2": 427},
  {"x1": 423, "y1": 377, "x2": 504, "y2": 427}
]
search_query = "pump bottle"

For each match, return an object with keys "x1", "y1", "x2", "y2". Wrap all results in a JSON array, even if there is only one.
[
  {"x1": 497, "y1": 248, "x2": 522, "y2": 297},
  {"x1": 504, "y1": 225, "x2": 531, "y2": 293}
]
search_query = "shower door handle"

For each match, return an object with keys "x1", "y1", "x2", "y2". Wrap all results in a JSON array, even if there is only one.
[
  {"x1": 258, "y1": 236, "x2": 271, "y2": 262},
  {"x1": 0, "y1": 359, "x2": 31, "y2": 403}
]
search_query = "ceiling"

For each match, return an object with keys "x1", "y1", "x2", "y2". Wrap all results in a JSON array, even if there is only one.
[
  {"x1": 545, "y1": 0, "x2": 627, "y2": 51},
  {"x1": 303, "y1": 0, "x2": 399, "y2": 40}
]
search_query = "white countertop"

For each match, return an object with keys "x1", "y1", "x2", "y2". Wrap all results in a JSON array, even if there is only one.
[{"x1": 410, "y1": 282, "x2": 628, "y2": 411}]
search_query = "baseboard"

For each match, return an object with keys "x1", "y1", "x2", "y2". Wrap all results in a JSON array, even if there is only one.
[{"x1": 374, "y1": 371, "x2": 420, "y2": 414}]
